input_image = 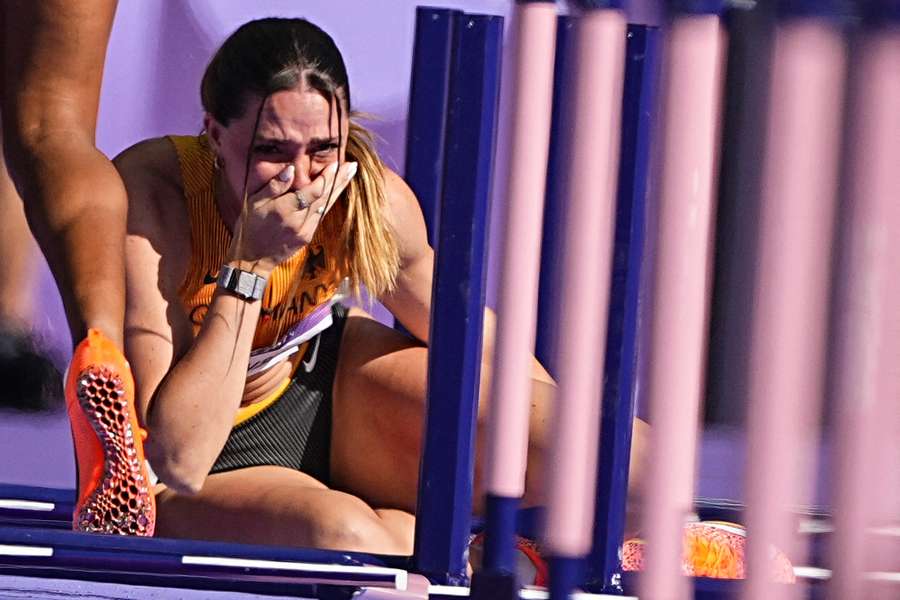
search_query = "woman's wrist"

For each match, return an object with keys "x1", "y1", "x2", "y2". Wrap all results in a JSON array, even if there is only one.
[{"x1": 223, "y1": 257, "x2": 275, "y2": 280}]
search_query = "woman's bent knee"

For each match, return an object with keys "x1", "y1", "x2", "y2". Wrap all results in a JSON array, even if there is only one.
[{"x1": 306, "y1": 494, "x2": 413, "y2": 555}]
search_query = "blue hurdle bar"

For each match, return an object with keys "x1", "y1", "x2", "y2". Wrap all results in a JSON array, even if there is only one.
[
  {"x1": 0, "y1": 524, "x2": 405, "y2": 597},
  {"x1": 404, "y1": 7, "x2": 459, "y2": 247},
  {"x1": 542, "y1": 4, "x2": 628, "y2": 599},
  {"x1": 474, "y1": 1, "x2": 558, "y2": 598},
  {"x1": 534, "y1": 13, "x2": 574, "y2": 381},
  {"x1": 536, "y1": 13, "x2": 660, "y2": 596},
  {"x1": 412, "y1": 11, "x2": 504, "y2": 586},
  {"x1": 587, "y1": 21, "x2": 661, "y2": 596},
  {"x1": 0, "y1": 484, "x2": 74, "y2": 528}
]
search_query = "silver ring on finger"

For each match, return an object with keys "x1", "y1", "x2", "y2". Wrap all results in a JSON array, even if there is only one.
[
  {"x1": 295, "y1": 190, "x2": 310, "y2": 210},
  {"x1": 315, "y1": 205, "x2": 326, "y2": 215}
]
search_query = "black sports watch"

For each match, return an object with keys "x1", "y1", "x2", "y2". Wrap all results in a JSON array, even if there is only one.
[{"x1": 216, "y1": 265, "x2": 267, "y2": 301}]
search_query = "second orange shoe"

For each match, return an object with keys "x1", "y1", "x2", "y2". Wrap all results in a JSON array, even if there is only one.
[{"x1": 622, "y1": 520, "x2": 794, "y2": 582}]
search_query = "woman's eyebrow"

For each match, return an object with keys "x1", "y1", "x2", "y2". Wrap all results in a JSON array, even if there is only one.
[
  {"x1": 308, "y1": 136, "x2": 340, "y2": 146},
  {"x1": 253, "y1": 135, "x2": 338, "y2": 146}
]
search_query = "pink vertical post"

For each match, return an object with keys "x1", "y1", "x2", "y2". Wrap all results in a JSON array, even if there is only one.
[
  {"x1": 542, "y1": 5, "x2": 626, "y2": 598},
  {"x1": 827, "y1": 22, "x2": 900, "y2": 600},
  {"x1": 484, "y1": 3, "x2": 556, "y2": 502},
  {"x1": 742, "y1": 19, "x2": 847, "y2": 600},
  {"x1": 639, "y1": 11, "x2": 727, "y2": 600}
]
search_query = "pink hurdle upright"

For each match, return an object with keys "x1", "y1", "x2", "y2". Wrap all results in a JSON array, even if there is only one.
[
  {"x1": 827, "y1": 19, "x2": 900, "y2": 600},
  {"x1": 473, "y1": 1, "x2": 557, "y2": 597},
  {"x1": 640, "y1": 6, "x2": 727, "y2": 600},
  {"x1": 742, "y1": 15, "x2": 848, "y2": 600},
  {"x1": 542, "y1": 4, "x2": 627, "y2": 600}
]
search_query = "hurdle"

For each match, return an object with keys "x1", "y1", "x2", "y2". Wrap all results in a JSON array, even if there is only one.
[
  {"x1": 410, "y1": 5, "x2": 504, "y2": 587},
  {"x1": 742, "y1": 2, "x2": 849, "y2": 599},
  {"x1": 827, "y1": 4, "x2": 900, "y2": 598},
  {"x1": 538, "y1": 3, "x2": 627, "y2": 600},
  {"x1": 2, "y1": 1, "x2": 900, "y2": 599},
  {"x1": 639, "y1": 1, "x2": 727, "y2": 598},
  {"x1": 469, "y1": 1, "x2": 557, "y2": 598},
  {"x1": 532, "y1": 13, "x2": 661, "y2": 596}
]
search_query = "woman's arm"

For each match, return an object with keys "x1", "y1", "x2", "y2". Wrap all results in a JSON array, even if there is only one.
[
  {"x1": 118, "y1": 139, "x2": 261, "y2": 494},
  {"x1": 120, "y1": 142, "x2": 356, "y2": 494},
  {"x1": 379, "y1": 170, "x2": 553, "y2": 385},
  {"x1": 377, "y1": 171, "x2": 434, "y2": 343}
]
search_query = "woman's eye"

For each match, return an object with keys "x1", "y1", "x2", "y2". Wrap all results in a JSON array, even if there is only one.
[
  {"x1": 312, "y1": 143, "x2": 339, "y2": 158},
  {"x1": 253, "y1": 144, "x2": 280, "y2": 155}
]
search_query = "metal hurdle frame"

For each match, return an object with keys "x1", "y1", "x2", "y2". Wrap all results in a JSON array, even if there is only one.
[
  {"x1": 586, "y1": 19, "x2": 661, "y2": 597},
  {"x1": 535, "y1": 7, "x2": 662, "y2": 597},
  {"x1": 409, "y1": 6, "x2": 504, "y2": 588},
  {"x1": 827, "y1": 3, "x2": 900, "y2": 598},
  {"x1": 403, "y1": 8, "x2": 457, "y2": 249},
  {"x1": 640, "y1": 1, "x2": 728, "y2": 599}
]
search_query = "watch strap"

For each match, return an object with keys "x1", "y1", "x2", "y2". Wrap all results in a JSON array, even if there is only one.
[{"x1": 217, "y1": 265, "x2": 267, "y2": 301}]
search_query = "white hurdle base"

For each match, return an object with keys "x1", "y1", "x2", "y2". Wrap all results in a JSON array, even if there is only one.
[{"x1": 428, "y1": 585, "x2": 637, "y2": 600}]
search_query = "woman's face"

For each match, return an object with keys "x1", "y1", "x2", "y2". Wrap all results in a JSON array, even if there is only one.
[{"x1": 207, "y1": 84, "x2": 350, "y2": 207}]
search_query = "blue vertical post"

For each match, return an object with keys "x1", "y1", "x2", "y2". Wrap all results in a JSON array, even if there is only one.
[
  {"x1": 585, "y1": 23, "x2": 662, "y2": 595},
  {"x1": 474, "y1": 3, "x2": 557, "y2": 600},
  {"x1": 412, "y1": 12, "x2": 504, "y2": 586},
  {"x1": 403, "y1": 7, "x2": 460, "y2": 248},
  {"x1": 544, "y1": 4, "x2": 630, "y2": 599},
  {"x1": 535, "y1": 15, "x2": 576, "y2": 380}
]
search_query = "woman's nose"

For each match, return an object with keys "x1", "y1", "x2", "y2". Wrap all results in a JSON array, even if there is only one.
[{"x1": 290, "y1": 156, "x2": 313, "y2": 187}]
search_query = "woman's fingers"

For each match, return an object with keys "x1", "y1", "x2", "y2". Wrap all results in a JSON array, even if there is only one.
[
  {"x1": 288, "y1": 161, "x2": 357, "y2": 225},
  {"x1": 305, "y1": 161, "x2": 340, "y2": 202},
  {"x1": 249, "y1": 164, "x2": 295, "y2": 206},
  {"x1": 310, "y1": 161, "x2": 358, "y2": 217}
]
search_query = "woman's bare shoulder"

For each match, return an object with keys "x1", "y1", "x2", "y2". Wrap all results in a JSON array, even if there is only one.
[
  {"x1": 377, "y1": 167, "x2": 433, "y2": 278},
  {"x1": 115, "y1": 137, "x2": 183, "y2": 200},
  {"x1": 116, "y1": 137, "x2": 190, "y2": 266},
  {"x1": 381, "y1": 166, "x2": 419, "y2": 218},
  {"x1": 115, "y1": 137, "x2": 186, "y2": 231}
]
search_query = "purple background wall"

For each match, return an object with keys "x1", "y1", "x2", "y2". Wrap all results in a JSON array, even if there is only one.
[{"x1": 0, "y1": 1, "x2": 790, "y2": 506}]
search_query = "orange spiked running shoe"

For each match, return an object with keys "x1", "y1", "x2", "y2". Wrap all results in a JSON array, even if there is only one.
[
  {"x1": 622, "y1": 521, "x2": 794, "y2": 582},
  {"x1": 65, "y1": 329, "x2": 155, "y2": 536}
]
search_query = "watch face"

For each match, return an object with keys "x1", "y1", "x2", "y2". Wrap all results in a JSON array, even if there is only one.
[{"x1": 218, "y1": 267, "x2": 265, "y2": 301}]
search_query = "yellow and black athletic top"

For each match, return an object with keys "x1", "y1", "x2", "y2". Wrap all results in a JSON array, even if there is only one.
[{"x1": 168, "y1": 134, "x2": 346, "y2": 424}]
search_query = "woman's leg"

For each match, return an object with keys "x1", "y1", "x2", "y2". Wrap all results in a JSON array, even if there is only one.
[
  {"x1": 328, "y1": 308, "x2": 647, "y2": 517},
  {"x1": 155, "y1": 466, "x2": 414, "y2": 555}
]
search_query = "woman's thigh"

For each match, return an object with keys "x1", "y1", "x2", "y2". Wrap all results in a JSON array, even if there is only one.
[
  {"x1": 330, "y1": 308, "x2": 562, "y2": 514},
  {"x1": 155, "y1": 465, "x2": 413, "y2": 555},
  {"x1": 330, "y1": 308, "x2": 430, "y2": 513},
  {"x1": 328, "y1": 308, "x2": 644, "y2": 516}
]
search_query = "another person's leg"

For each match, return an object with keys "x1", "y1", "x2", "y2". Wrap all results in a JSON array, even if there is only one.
[
  {"x1": 0, "y1": 119, "x2": 63, "y2": 413},
  {"x1": 155, "y1": 466, "x2": 414, "y2": 555},
  {"x1": 1, "y1": 0, "x2": 155, "y2": 535},
  {"x1": 1, "y1": 0, "x2": 125, "y2": 347},
  {"x1": 0, "y1": 122, "x2": 38, "y2": 327}
]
